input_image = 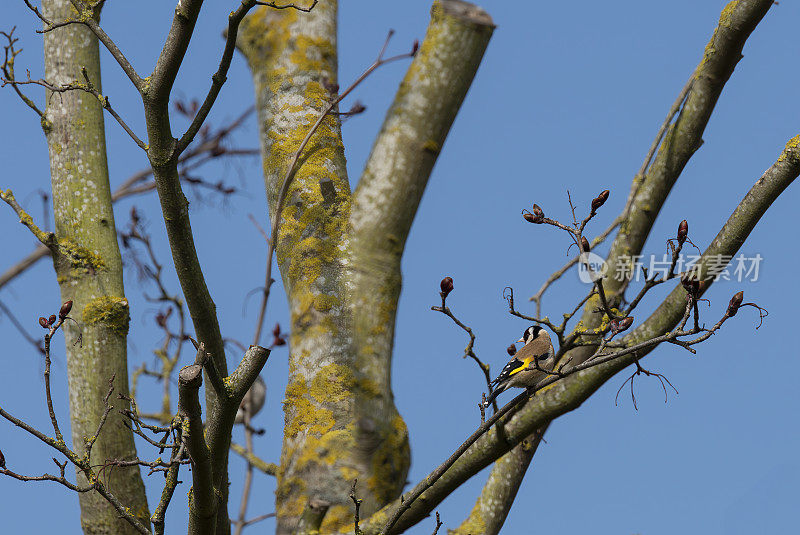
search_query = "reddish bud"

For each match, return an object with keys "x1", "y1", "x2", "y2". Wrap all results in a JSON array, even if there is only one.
[
  {"x1": 580, "y1": 236, "x2": 590, "y2": 253},
  {"x1": 0, "y1": 448, "x2": 5, "y2": 469},
  {"x1": 677, "y1": 220, "x2": 688, "y2": 245},
  {"x1": 591, "y1": 189, "x2": 610, "y2": 213},
  {"x1": 411, "y1": 39, "x2": 420, "y2": 56},
  {"x1": 38, "y1": 317, "x2": 49, "y2": 328},
  {"x1": 523, "y1": 204, "x2": 545, "y2": 224},
  {"x1": 506, "y1": 344, "x2": 517, "y2": 357},
  {"x1": 727, "y1": 291, "x2": 744, "y2": 317},
  {"x1": 681, "y1": 273, "x2": 709, "y2": 297},
  {"x1": 130, "y1": 206, "x2": 139, "y2": 225},
  {"x1": 48, "y1": 314, "x2": 57, "y2": 326},
  {"x1": 272, "y1": 325, "x2": 287, "y2": 346},
  {"x1": 348, "y1": 101, "x2": 366, "y2": 115},
  {"x1": 440, "y1": 276, "x2": 454, "y2": 298},
  {"x1": 59, "y1": 300, "x2": 73, "y2": 318},
  {"x1": 616, "y1": 316, "x2": 634, "y2": 332}
]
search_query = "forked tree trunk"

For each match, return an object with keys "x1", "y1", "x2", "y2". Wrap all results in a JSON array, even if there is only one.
[{"x1": 237, "y1": 1, "x2": 493, "y2": 532}]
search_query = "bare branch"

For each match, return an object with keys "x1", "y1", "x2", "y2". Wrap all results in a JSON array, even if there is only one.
[
  {"x1": 57, "y1": 0, "x2": 144, "y2": 90},
  {"x1": 450, "y1": 430, "x2": 543, "y2": 535},
  {"x1": 0, "y1": 27, "x2": 46, "y2": 117},
  {"x1": 0, "y1": 189, "x2": 55, "y2": 247},
  {"x1": 4, "y1": 68, "x2": 147, "y2": 149},
  {"x1": 229, "y1": 443, "x2": 278, "y2": 476}
]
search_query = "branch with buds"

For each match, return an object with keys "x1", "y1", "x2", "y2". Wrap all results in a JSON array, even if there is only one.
[
  {"x1": 431, "y1": 276, "x2": 499, "y2": 414},
  {"x1": 0, "y1": 301, "x2": 154, "y2": 534}
]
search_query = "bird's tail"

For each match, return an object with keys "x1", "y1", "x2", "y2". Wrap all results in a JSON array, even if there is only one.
[{"x1": 484, "y1": 385, "x2": 504, "y2": 407}]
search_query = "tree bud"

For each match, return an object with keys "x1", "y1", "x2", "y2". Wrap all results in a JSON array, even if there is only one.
[
  {"x1": 523, "y1": 204, "x2": 545, "y2": 224},
  {"x1": 48, "y1": 314, "x2": 56, "y2": 326},
  {"x1": 616, "y1": 316, "x2": 634, "y2": 332},
  {"x1": 440, "y1": 276, "x2": 454, "y2": 298},
  {"x1": 507, "y1": 344, "x2": 517, "y2": 357},
  {"x1": 591, "y1": 189, "x2": 610, "y2": 213},
  {"x1": 0, "y1": 448, "x2": 5, "y2": 469},
  {"x1": 580, "y1": 236, "x2": 590, "y2": 252},
  {"x1": 727, "y1": 291, "x2": 744, "y2": 317},
  {"x1": 59, "y1": 300, "x2": 73, "y2": 318},
  {"x1": 677, "y1": 220, "x2": 688, "y2": 245},
  {"x1": 38, "y1": 317, "x2": 49, "y2": 328}
]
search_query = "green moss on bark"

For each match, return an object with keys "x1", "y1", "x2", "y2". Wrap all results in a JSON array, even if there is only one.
[{"x1": 82, "y1": 296, "x2": 130, "y2": 337}]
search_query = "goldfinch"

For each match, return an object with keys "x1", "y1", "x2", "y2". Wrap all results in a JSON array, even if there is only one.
[
  {"x1": 235, "y1": 375, "x2": 266, "y2": 424},
  {"x1": 484, "y1": 326, "x2": 555, "y2": 407}
]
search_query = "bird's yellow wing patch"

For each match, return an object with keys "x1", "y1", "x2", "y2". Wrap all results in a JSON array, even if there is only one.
[{"x1": 508, "y1": 356, "x2": 533, "y2": 376}]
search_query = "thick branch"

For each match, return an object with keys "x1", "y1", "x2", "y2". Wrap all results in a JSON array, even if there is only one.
[
  {"x1": 568, "y1": 0, "x2": 774, "y2": 364},
  {"x1": 227, "y1": 345, "x2": 271, "y2": 401},
  {"x1": 450, "y1": 430, "x2": 543, "y2": 535},
  {"x1": 148, "y1": 0, "x2": 204, "y2": 105},
  {"x1": 178, "y1": 364, "x2": 216, "y2": 535},
  {"x1": 350, "y1": 0, "x2": 494, "y2": 253}
]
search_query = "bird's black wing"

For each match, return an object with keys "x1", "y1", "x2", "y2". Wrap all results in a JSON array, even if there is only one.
[{"x1": 490, "y1": 357, "x2": 526, "y2": 389}]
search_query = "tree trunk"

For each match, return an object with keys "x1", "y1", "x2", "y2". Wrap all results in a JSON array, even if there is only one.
[{"x1": 41, "y1": 1, "x2": 150, "y2": 532}]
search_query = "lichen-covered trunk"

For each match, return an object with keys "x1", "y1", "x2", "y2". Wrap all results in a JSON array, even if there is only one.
[
  {"x1": 41, "y1": 1, "x2": 150, "y2": 532},
  {"x1": 237, "y1": 3, "x2": 410, "y2": 532},
  {"x1": 237, "y1": 1, "x2": 494, "y2": 532}
]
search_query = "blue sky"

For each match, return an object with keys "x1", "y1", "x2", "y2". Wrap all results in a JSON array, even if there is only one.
[{"x1": 1, "y1": 1, "x2": 798, "y2": 534}]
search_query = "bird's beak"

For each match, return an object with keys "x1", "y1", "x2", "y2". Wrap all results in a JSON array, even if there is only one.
[{"x1": 516, "y1": 337, "x2": 525, "y2": 344}]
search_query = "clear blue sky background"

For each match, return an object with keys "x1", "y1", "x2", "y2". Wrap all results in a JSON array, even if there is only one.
[{"x1": 1, "y1": 1, "x2": 798, "y2": 534}]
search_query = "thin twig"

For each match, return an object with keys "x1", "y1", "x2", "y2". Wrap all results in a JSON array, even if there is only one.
[
  {"x1": 529, "y1": 74, "x2": 695, "y2": 312},
  {"x1": 5, "y1": 69, "x2": 147, "y2": 150}
]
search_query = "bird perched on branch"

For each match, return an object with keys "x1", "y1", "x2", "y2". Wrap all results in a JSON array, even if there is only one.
[
  {"x1": 484, "y1": 325, "x2": 555, "y2": 407},
  {"x1": 235, "y1": 375, "x2": 266, "y2": 425}
]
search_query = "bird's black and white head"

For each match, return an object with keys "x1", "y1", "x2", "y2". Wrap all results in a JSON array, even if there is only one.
[{"x1": 517, "y1": 325, "x2": 547, "y2": 344}]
